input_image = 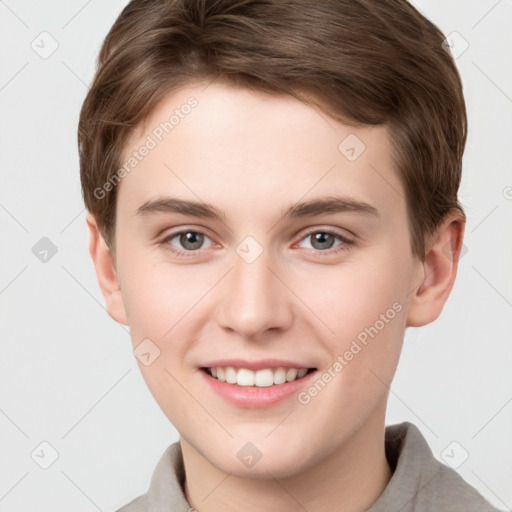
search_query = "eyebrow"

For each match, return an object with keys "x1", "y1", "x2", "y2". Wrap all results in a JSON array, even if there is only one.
[{"x1": 135, "y1": 195, "x2": 380, "y2": 220}]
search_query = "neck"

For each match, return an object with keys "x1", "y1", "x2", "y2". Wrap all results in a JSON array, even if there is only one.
[{"x1": 180, "y1": 400, "x2": 392, "y2": 512}]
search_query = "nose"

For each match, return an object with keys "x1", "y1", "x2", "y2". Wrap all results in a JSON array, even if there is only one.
[{"x1": 215, "y1": 241, "x2": 294, "y2": 340}]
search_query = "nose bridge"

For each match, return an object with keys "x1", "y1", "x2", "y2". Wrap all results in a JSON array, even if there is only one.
[{"x1": 216, "y1": 236, "x2": 292, "y2": 338}]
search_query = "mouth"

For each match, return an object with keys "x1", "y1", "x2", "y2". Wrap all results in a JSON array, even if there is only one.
[{"x1": 200, "y1": 366, "x2": 317, "y2": 387}]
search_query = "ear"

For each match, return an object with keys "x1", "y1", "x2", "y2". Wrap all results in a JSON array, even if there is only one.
[
  {"x1": 86, "y1": 212, "x2": 129, "y2": 326},
  {"x1": 406, "y1": 210, "x2": 466, "y2": 327}
]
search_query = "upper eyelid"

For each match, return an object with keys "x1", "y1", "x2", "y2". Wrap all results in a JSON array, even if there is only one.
[
  {"x1": 162, "y1": 227, "x2": 215, "y2": 244},
  {"x1": 294, "y1": 229, "x2": 354, "y2": 249}
]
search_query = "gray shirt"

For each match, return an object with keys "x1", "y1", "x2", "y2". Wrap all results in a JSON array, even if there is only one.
[{"x1": 116, "y1": 421, "x2": 501, "y2": 511}]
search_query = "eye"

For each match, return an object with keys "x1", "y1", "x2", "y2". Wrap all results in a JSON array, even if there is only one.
[
  {"x1": 161, "y1": 230, "x2": 213, "y2": 256},
  {"x1": 159, "y1": 227, "x2": 354, "y2": 258},
  {"x1": 297, "y1": 229, "x2": 354, "y2": 253}
]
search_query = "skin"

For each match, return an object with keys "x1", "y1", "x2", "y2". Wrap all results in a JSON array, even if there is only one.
[{"x1": 87, "y1": 80, "x2": 465, "y2": 511}]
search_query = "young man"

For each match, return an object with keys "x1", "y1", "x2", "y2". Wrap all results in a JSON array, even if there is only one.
[{"x1": 79, "y1": 0, "x2": 500, "y2": 510}]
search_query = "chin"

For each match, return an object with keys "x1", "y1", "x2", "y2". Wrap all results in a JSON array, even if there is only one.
[
  {"x1": 202, "y1": 436, "x2": 313, "y2": 480},
  {"x1": 218, "y1": 454, "x2": 308, "y2": 481}
]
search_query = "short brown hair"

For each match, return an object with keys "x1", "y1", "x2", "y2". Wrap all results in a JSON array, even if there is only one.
[{"x1": 78, "y1": 0, "x2": 467, "y2": 260}]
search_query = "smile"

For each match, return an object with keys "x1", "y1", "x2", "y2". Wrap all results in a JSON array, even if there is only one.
[{"x1": 203, "y1": 366, "x2": 316, "y2": 387}]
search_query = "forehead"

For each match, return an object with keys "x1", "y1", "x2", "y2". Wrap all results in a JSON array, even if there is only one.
[{"x1": 117, "y1": 81, "x2": 405, "y2": 226}]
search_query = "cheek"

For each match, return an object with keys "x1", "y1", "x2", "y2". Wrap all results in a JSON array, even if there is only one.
[
  {"x1": 299, "y1": 254, "x2": 408, "y2": 342},
  {"x1": 117, "y1": 254, "x2": 197, "y2": 339},
  {"x1": 117, "y1": 258, "x2": 202, "y2": 417},
  {"x1": 297, "y1": 250, "x2": 410, "y2": 406}
]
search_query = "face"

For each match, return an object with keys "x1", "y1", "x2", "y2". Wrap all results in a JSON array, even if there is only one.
[{"x1": 105, "y1": 81, "x2": 424, "y2": 478}]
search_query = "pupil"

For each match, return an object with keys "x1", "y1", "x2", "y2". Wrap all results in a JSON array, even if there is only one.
[
  {"x1": 312, "y1": 232, "x2": 334, "y2": 250},
  {"x1": 181, "y1": 232, "x2": 203, "y2": 250}
]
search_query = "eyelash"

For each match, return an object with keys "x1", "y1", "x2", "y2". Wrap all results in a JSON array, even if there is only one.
[{"x1": 159, "y1": 228, "x2": 354, "y2": 258}]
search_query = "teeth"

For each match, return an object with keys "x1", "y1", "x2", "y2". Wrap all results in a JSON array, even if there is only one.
[
  {"x1": 207, "y1": 366, "x2": 312, "y2": 387},
  {"x1": 286, "y1": 368, "x2": 298, "y2": 381},
  {"x1": 225, "y1": 366, "x2": 237, "y2": 384}
]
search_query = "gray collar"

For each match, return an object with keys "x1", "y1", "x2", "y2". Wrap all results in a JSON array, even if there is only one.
[{"x1": 127, "y1": 422, "x2": 499, "y2": 512}]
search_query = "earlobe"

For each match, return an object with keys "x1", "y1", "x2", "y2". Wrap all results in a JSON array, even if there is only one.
[
  {"x1": 406, "y1": 210, "x2": 466, "y2": 327},
  {"x1": 86, "y1": 213, "x2": 129, "y2": 326}
]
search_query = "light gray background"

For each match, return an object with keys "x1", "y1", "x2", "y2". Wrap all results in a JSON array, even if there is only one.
[{"x1": 1, "y1": 1, "x2": 511, "y2": 511}]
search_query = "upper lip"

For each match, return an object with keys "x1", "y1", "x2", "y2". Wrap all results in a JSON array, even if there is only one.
[{"x1": 200, "y1": 358, "x2": 317, "y2": 371}]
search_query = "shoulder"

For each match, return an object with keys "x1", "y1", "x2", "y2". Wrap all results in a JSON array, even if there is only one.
[
  {"x1": 430, "y1": 462, "x2": 501, "y2": 511},
  {"x1": 111, "y1": 441, "x2": 190, "y2": 512},
  {"x1": 114, "y1": 493, "x2": 148, "y2": 512},
  {"x1": 412, "y1": 459, "x2": 502, "y2": 511},
  {"x1": 369, "y1": 422, "x2": 502, "y2": 512}
]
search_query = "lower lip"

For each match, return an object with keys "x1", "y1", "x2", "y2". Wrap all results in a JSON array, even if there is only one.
[{"x1": 199, "y1": 369, "x2": 318, "y2": 408}]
